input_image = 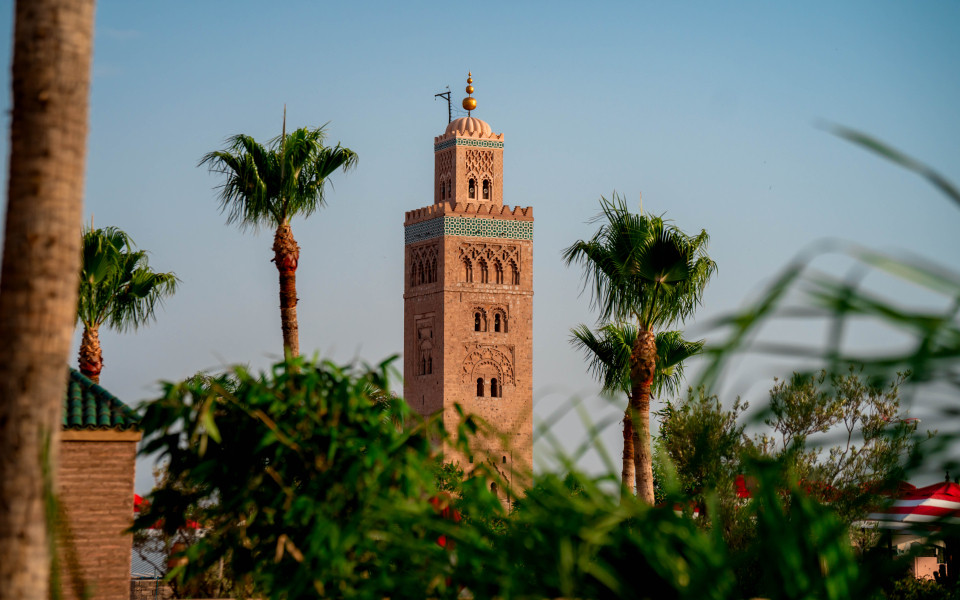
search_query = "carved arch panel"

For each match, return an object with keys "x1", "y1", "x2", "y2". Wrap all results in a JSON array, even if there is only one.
[
  {"x1": 458, "y1": 243, "x2": 521, "y2": 285},
  {"x1": 461, "y1": 344, "x2": 515, "y2": 386},
  {"x1": 436, "y1": 151, "x2": 453, "y2": 200},
  {"x1": 410, "y1": 243, "x2": 439, "y2": 287}
]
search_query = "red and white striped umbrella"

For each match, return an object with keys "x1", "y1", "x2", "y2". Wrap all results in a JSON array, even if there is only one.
[{"x1": 868, "y1": 481, "x2": 960, "y2": 529}]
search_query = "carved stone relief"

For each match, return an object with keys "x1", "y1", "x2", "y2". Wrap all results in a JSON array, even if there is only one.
[{"x1": 460, "y1": 344, "x2": 515, "y2": 385}]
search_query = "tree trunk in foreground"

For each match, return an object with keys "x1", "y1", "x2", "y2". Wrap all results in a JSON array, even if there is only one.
[
  {"x1": 629, "y1": 330, "x2": 657, "y2": 504},
  {"x1": 0, "y1": 1, "x2": 95, "y2": 599},
  {"x1": 273, "y1": 220, "x2": 300, "y2": 358},
  {"x1": 78, "y1": 324, "x2": 102, "y2": 383},
  {"x1": 621, "y1": 407, "x2": 635, "y2": 501}
]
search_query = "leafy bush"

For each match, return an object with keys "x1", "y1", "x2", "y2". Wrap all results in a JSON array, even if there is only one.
[
  {"x1": 884, "y1": 576, "x2": 960, "y2": 600},
  {"x1": 135, "y1": 355, "x2": 900, "y2": 600},
  {"x1": 136, "y1": 357, "x2": 474, "y2": 599}
]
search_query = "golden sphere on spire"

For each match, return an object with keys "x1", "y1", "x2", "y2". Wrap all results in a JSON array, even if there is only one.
[{"x1": 462, "y1": 71, "x2": 476, "y2": 112}]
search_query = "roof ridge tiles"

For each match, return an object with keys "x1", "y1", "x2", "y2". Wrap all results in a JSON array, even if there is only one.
[{"x1": 63, "y1": 367, "x2": 139, "y2": 430}]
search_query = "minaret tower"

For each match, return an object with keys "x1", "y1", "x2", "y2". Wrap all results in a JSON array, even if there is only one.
[{"x1": 404, "y1": 73, "x2": 534, "y2": 490}]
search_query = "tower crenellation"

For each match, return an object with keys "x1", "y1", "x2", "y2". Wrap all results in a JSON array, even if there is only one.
[
  {"x1": 404, "y1": 201, "x2": 533, "y2": 225},
  {"x1": 404, "y1": 74, "x2": 533, "y2": 496}
]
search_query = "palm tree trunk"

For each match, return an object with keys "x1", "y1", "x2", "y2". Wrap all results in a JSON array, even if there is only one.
[
  {"x1": 621, "y1": 407, "x2": 636, "y2": 500},
  {"x1": 629, "y1": 330, "x2": 657, "y2": 504},
  {"x1": 273, "y1": 220, "x2": 300, "y2": 357},
  {"x1": 78, "y1": 324, "x2": 102, "y2": 383},
  {"x1": 0, "y1": 1, "x2": 95, "y2": 599}
]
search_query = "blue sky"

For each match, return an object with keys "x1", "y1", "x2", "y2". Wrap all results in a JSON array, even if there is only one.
[{"x1": 2, "y1": 1, "x2": 958, "y2": 493}]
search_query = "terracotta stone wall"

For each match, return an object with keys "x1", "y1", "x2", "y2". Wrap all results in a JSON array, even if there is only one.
[
  {"x1": 408, "y1": 122, "x2": 534, "y2": 498},
  {"x1": 130, "y1": 579, "x2": 173, "y2": 600},
  {"x1": 58, "y1": 432, "x2": 139, "y2": 600},
  {"x1": 405, "y1": 228, "x2": 533, "y2": 492},
  {"x1": 433, "y1": 133, "x2": 504, "y2": 205}
]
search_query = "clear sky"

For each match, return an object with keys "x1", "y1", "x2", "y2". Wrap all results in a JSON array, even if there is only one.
[{"x1": 2, "y1": 1, "x2": 958, "y2": 494}]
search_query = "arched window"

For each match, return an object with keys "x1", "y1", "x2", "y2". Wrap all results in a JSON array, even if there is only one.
[
  {"x1": 463, "y1": 258, "x2": 473, "y2": 283},
  {"x1": 490, "y1": 482, "x2": 498, "y2": 495},
  {"x1": 446, "y1": 181, "x2": 452, "y2": 198},
  {"x1": 511, "y1": 261, "x2": 520, "y2": 285},
  {"x1": 476, "y1": 377, "x2": 484, "y2": 397},
  {"x1": 494, "y1": 313, "x2": 501, "y2": 332},
  {"x1": 440, "y1": 182, "x2": 445, "y2": 200},
  {"x1": 479, "y1": 259, "x2": 488, "y2": 284},
  {"x1": 430, "y1": 258, "x2": 437, "y2": 283},
  {"x1": 502, "y1": 456, "x2": 507, "y2": 464},
  {"x1": 482, "y1": 179, "x2": 490, "y2": 200},
  {"x1": 474, "y1": 312, "x2": 482, "y2": 332},
  {"x1": 491, "y1": 378, "x2": 499, "y2": 398},
  {"x1": 494, "y1": 261, "x2": 503, "y2": 284},
  {"x1": 421, "y1": 357, "x2": 426, "y2": 375},
  {"x1": 468, "y1": 178, "x2": 476, "y2": 199},
  {"x1": 427, "y1": 356, "x2": 432, "y2": 374}
]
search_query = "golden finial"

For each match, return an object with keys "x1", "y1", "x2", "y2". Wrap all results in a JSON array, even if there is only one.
[{"x1": 462, "y1": 71, "x2": 477, "y2": 115}]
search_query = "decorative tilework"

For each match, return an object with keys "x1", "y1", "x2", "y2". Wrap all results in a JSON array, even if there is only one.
[
  {"x1": 434, "y1": 138, "x2": 504, "y2": 152},
  {"x1": 405, "y1": 216, "x2": 533, "y2": 244},
  {"x1": 63, "y1": 368, "x2": 139, "y2": 430}
]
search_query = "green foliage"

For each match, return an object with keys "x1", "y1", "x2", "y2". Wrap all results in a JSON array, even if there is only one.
[
  {"x1": 745, "y1": 459, "x2": 866, "y2": 600},
  {"x1": 565, "y1": 194, "x2": 717, "y2": 502},
  {"x1": 655, "y1": 370, "x2": 924, "y2": 596},
  {"x1": 135, "y1": 356, "x2": 897, "y2": 600},
  {"x1": 136, "y1": 356, "x2": 459, "y2": 600},
  {"x1": 77, "y1": 225, "x2": 178, "y2": 331},
  {"x1": 762, "y1": 369, "x2": 919, "y2": 522},
  {"x1": 571, "y1": 324, "x2": 704, "y2": 399},
  {"x1": 463, "y1": 473, "x2": 736, "y2": 600},
  {"x1": 829, "y1": 124, "x2": 960, "y2": 208},
  {"x1": 659, "y1": 369, "x2": 919, "y2": 521},
  {"x1": 562, "y1": 194, "x2": 716, "y2": 329},
  {"x1": 884, "y1": 576, "x2": 960, "y2": 600},
  {"x1": 199, "y1": 124, "x2": 357, "y2": 229},
  {"x1": 658, "y1": 388, "x2": 747, "y2": 499},
  {"x1": 433, "y1": 461, "x2": 465, "y2": 494}
]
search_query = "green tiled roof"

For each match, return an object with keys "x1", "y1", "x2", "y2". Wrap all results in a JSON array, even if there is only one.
[{"x1": 63, "y1": 368, "x2": 139, "y2": 430}]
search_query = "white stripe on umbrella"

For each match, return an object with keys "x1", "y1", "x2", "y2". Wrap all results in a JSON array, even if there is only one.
[{"x1": 868, "y1": 481, "x2": 960, "y2": 529}]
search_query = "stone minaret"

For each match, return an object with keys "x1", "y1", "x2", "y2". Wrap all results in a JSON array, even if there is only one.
[{"x1": 404, "y1": 73, "x2": 533, "y2": 495}]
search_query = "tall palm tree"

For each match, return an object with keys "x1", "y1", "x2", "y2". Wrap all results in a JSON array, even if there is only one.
[
  {"x1": 77, "y1": 226, "x2": 179, "y2": 384},
  {"x1": 0, "y1": 1, "x2": 96, "y2": 598},
  {"x1": 200, "y1": 116, "x2": 357, "y2": 358},
  {"x1": 564, "y1": 194, "x2": 716, "y2": 503},
  {"x1": 571, "y1": 324, "x2": 703, "y2": 499}
]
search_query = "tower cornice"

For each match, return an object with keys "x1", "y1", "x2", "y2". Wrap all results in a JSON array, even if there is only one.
[{"x1": 405, "y1": 201, "x2": 533, "y2": 226}]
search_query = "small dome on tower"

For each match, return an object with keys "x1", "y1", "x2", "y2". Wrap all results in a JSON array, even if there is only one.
[{"x1": 445, "y1": 116, "x2": 492, "y2": 136}]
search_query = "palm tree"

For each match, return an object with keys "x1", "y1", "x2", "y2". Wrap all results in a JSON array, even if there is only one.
[
  {"x1": 564, "y1": 194, "x2": 716, "y2": 503},
  {"x1": 77, "y1": 226, "x2": 179, "y2": 384},
  {"x1": 0, "y1": 1, "x2": 96, "y2": 597},
  {"x1": 199, "y1": 115, "x2": 357, "y2": 357},
  {"x1": 571, "y1": 324, "x2": 703, "y2": 499}
]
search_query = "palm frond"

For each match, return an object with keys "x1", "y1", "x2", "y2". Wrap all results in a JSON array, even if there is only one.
[
  {"x1": 564, "y1": 192, "x2": 716, "y2": 330},
  {"x1": 654, "y1": 331, "x2": 705, "y2": 397},
  {"x1": 570, "y1": 323, "x2": 634, "y2": 395},
  {"x1": 570, "y1": 323, "x2": 704, "y2": 400},
  {"x1": 201, "y1": 126, "x2": 356, "y2": 230},
  {"x1": 77, "y1": 226, "x2": 179, "y2": 332}
]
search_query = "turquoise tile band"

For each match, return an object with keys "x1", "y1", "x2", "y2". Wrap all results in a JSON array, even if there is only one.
[
  {"x1": 406, "y1": 216, "x2": 533, "y2": 244},
  {"x1": 434, "y1": 138, "x2": 504, "y2": 152}
]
